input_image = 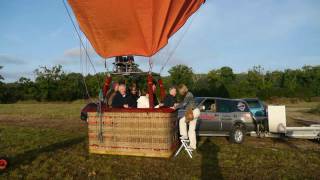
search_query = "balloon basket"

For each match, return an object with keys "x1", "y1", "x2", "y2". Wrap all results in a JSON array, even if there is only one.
[{"x1": 87, "y1": 108, "x2": 178, "y2": 158}]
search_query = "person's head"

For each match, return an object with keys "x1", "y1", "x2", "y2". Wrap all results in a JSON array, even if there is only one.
[
  {"x1": 178, "y1": 84, "x2": 188, "y2": 96},
  {"x1": 127, "y1": 56, "x2": 134, "y2": 62},
  {"x1": 169, "y1": 86, "x2": 177, "y2": 97},
  {"x1": 131, "y1": 86, "x2": 137, "y2": 95},
  {"x1": 152, "y1": 83, "x2": 156, "y2": 92},
  {"x1": 113, "y1": 82, "x2": 119, "y2": 91},
  {"x1": 210, "y1": 104, "x2": 216, "y2": 112},
  {"x1": 118, "y1": 84, "x2": 126, "y2": 95},
  {"x1": 140, "y1": 89, "x2": 148, "y2": 97}
]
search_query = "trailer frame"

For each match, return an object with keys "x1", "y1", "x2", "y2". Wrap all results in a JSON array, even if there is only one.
[{"x1": 251, "y1": 105, "x2": 320, "y2": 141}]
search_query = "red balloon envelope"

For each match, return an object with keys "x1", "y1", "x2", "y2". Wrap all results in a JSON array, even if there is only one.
[{"x1": 68, "y1": 0, "x2": 205, "y2": 58}]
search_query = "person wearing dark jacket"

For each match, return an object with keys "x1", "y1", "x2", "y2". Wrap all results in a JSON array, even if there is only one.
[
  {"x1": 163, "y1": 86, "x2": 177, "y2": 108},
  {"x1": 112, "y1": 84, "x2": 129, "y2": 108},
  {"x1": 127, "y1": 85, "x2": 139, "y2": 108}
]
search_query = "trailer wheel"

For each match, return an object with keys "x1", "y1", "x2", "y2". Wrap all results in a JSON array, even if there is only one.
[{"x1": 229, "y1": 124, "x2": 245, "y2": 144}]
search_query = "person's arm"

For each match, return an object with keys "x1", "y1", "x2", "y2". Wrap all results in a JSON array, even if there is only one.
[
  {"x1": 163, "y1": 95, "x2": 170, "y2": 107},
  {"x1": 176, "y1": 92, "x2": 194, "y2": 109},
  {"x1": 108, "y1": 92, "x2": 115, "y2": 106}
]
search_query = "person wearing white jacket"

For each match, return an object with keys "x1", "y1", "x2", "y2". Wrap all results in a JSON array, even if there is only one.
[{"x1": 137, "y1": 90, "x2": 150, "y2": 108}]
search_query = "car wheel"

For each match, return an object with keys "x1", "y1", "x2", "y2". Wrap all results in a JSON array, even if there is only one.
[{"x1": 229, "y1": 124, "x2": 245, "y2": 144}]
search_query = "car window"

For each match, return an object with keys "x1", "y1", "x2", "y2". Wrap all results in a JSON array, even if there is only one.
[
  {"x1": 234, "y1": 101, "x2": 249, "y2": 112},
  {"x1": 195, "y1": 97, "x2": 204, "y2": 107},
  {"x1": 245, "y1": 100, "x2": 262, "y2": 109},
  {"x1": 216, "y1": 100, "x2": 233, "y2": 113},
  {"x1": 202, "y1": 99, "x2": 216, "y2": 112},
  {"x1": 217, "y1": 100, "x2": 249, "y2": 112}
]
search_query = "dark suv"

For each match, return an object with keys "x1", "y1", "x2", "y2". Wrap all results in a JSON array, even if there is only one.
[{"x1": 178, "y1": 97, "x2": 255, "y2": 144}]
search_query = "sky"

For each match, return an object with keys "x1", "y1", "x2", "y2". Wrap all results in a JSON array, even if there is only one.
[{"x1": 0, "y1": 0, "x2": 320, "y2": 82}]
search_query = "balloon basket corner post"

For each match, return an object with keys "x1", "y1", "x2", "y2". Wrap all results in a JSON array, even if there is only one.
[{"x1": 87, "y1": 109, "x2": 179, "y2": 158}]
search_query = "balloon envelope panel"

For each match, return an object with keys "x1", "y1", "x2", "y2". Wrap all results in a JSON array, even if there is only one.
[{"x1": 68, "y1": 0, "x2": 205, "y2": 59}]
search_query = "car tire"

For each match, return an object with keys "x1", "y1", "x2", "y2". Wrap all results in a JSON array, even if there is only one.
[{"x1": 229, "y1": 124, "x2": 245, "y2": 144}]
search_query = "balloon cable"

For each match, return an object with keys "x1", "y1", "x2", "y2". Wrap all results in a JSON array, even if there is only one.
[
  {"x1": 79, "y1": 33, "x2": 92, "y2": 101},
  {"x1": 148, "y1": 57, "x2": 153, "y2": 73},
  {"x1": 63, "y1": 0, "x2": 101, "y2": 89}
]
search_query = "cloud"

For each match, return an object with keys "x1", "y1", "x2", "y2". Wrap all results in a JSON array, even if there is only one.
[
  {"x1": 0, "y1": 54, "x2": 26, "y2": 65},
  {"x1": 63, "y1": 47, "x2": 97, "y2": 58},
  {"x1": 1, "y1": 70, "x2": 34, "y2": 82},
  {"x1": 53, "y1": 58, "x2": 78, "y2": 65},
  {"x1": 51, "y1": 46, "x2": 104, "y2": 69},
  {"x1": 53, "y1": 47, "x2": 104, "y2": 67}
]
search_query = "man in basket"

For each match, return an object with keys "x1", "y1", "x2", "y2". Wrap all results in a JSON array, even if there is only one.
[{"x1": 176, "y1": 84, "x2": 200, "y2": 150}]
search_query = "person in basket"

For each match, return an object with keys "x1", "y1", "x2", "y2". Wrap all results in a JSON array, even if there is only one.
[
  {"x1": 127, "y1": 84, "x2": 139, "y2": 108},
  {"x1": 163, "y1": 86, "x2": 178, "y2": 109},
  {"x1": 112, "y1": 84, "x2": 129, "y2": 108},
  {"x1": 137, "y1": 89, "x2": 150, "y2": 108},
  {"x1": 107, "y1": 82, "x2": 119, "y2": 107}
]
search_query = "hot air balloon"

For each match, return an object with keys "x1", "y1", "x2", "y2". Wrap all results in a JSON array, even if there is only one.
[
  {"x1": 68, "y1": 0, "x2": 205, "y2": 58},
  {"x1": 64, "y1": 0, "x2": 205, "y2": 158}
]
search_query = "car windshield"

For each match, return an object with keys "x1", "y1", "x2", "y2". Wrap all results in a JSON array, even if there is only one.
[
  {"x1": 245, "y1": 100, "x2": 262, "y2": 109},
  {"x1": 194, "y1": 97, "x2": 205, "y2": 106}
]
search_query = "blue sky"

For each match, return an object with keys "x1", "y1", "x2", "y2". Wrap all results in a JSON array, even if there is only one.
[{"x1": 0, "y1": 0, "x2": 320, "y2": 82}]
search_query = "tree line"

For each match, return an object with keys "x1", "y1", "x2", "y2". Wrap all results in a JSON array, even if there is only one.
[{"x1": 0, "y1": 64, "x2": 319, "y2": 103}]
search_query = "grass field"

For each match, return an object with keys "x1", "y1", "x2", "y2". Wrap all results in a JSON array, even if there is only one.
[{"x1": 0, "y1": 101, "x2": 319, "y2": 179}]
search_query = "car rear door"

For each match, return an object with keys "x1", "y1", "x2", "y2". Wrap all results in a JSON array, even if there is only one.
[
  {"x1": 198, "y1": 98, "x2": 221, "y2": 132},
  {"x1": 216, "y1": 99, "x2": 234, "y2": 131}
]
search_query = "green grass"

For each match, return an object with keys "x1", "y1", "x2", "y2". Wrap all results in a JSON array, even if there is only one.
[
  {"x1": 0, "y1": 103, "x2": 84, "y2": 120},
  {"x1": 0, "y1": 102, "x2": 320, "y2": 179}
]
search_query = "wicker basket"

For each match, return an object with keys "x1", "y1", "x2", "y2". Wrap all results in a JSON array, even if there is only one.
[{"x1": 87, "y1": 108, "x2": 178, "y2": 158}]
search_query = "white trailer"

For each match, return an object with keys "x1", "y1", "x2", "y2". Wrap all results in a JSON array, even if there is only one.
[{"x1": 251, "y1": 105, "x2": 320, "y2": 140}]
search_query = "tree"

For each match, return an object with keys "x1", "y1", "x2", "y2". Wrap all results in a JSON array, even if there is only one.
[
  {"x1": 282, "y1": 69, "x2": 298, "y2": 97},
  {"x1": 0, "y1": 66, "x2": 4, "y2": 103},
  {"x1": 34, "y1": 65, "x2": 65, "y2": 101},
  {"x1": 16, "y1": 77, "x2": 37, "y2": 100},
  {"x1": 246, "y1": 65, "x2": 265, "y2": 97},
  {"x1": 1, "y1": 63, "x2": 320, "y2": 103},
  {"x1": 168, "y1": 65, "x2": 194, "y2": 88},
  {"x1": 219, "y1": 66, "x2": 235, "y2": 84},
  {"x1": 0, "y1": 66, "x2": 3, "y2": 82},
  {"x1": 193, "y1": 74, "x2": 210, "y2": 96},
  {"x1": 207, "y1": 67, "x2": 235, "y2": 97},
  {"x1": 50, "y1": 73, "x2": 83, "y2": 101}
]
